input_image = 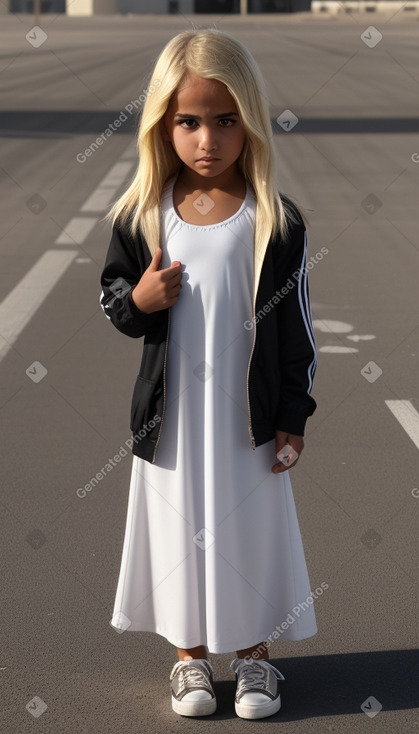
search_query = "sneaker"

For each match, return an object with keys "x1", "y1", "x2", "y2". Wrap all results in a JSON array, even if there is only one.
[
  {"x1": 170, "y1": 658, "x2": 217, "y2": 717},
  {"x1": 230, "y1": 657, "x2": 285, "y2": 719}
]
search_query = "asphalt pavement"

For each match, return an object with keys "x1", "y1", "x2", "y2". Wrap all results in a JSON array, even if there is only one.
[{"x1": 0, "y1": 11, "x2": 418, "y2": 733}]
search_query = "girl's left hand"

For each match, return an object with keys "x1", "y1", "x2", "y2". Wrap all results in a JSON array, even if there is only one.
[{"x1": 272, "y1": 430, "x2": 304, "y2": 474}]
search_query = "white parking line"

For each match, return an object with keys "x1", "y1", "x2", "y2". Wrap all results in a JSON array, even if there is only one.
[
  {"x1": 80, "y1": 188, "x2": 118, "y2": 212},
  {"x1": 98, "y1": 161, "x2": 135, "y2": 188},
  {"x1": 81, "y1": 161, "x2": 134, "y2": 212},
  {"x1": 319, "y1": 346, "x2": 358, "y2": 353},
  {"x1": 0, "y1": 250, "x2": 76, "y2": 362},
  {"x1": 0, "y1": 143, "x2": 137, "y2": 364},
  {"x1": 385, "y1": 400, "x2": 419, "y2": 451},
  {"x1": 55, "y1": 217, "x2": 98, "y2": 245}
]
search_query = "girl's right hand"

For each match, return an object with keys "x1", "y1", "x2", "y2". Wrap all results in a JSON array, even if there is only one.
[{"x1": 131, "y1": 248, "x2": 182, "y2": 314}]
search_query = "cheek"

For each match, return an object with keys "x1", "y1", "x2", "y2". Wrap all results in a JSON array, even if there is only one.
[
  {"x1": 232, "y1": 128, "x2": 246, "y2": 151},
  {"x1": 172, "y1": 130, "x2": 193, "y2": 150}
]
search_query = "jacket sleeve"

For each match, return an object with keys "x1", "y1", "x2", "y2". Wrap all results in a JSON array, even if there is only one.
[
  {"x1": 273, "y1": 219, "x2": 317, "y2": 436},
  {"x1": 99, "y1": 221, "x2": 159, "y2": 338}
]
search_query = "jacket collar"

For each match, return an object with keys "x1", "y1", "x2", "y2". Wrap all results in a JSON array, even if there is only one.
[{"x1": 142, "y1": 199, "x2": 273, "y2": 309}]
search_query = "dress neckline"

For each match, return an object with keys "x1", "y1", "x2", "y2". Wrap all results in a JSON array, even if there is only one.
[{"x1": 168, "y1": 173, "x2": 251, "y2": 230}]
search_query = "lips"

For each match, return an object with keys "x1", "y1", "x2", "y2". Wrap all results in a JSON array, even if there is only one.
[{"x1": 198, "y1": 157, "x2": 218, "y2": 161}]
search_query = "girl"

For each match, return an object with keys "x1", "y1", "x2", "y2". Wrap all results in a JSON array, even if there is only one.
[{"x1": 100, "y1": 28, "x2": 318, "y2": 721}]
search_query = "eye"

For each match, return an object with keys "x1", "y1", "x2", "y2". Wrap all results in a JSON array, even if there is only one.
[
  {"x1": 178, "y1": 119, "x2": 196, "y2": 128},
  {"x1": 176, "y1": 118, "x2": 236, "y2": 128}
]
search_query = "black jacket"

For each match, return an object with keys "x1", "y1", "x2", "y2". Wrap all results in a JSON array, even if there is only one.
[{"x1": 100, "y1": 197, "x2": 317, "y2": 463}]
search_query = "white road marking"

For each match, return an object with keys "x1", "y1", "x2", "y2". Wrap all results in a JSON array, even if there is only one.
[
  {"x1": 312, "y1": 319, "x2": 354, "y2": 333},
  {"x1": 55, "y1": 217, "x2": 98, "y2": 245},
  {"x1": 80, "y1": 188, "x2": 118, "y2": 212},
  {"x1": 313, "y1": 320, "x2": 376, "y2": 353},
  {"x1": 81, "y1": 162, "x2": 134, "y2": 212},
  {"x1": 319, "y1": 345, "x2": 359, "y2": 353},
  {"x1": 347, "y1": 334, "x2": 376, "y2": 342},
  {"x1": 0, "y1": 250, "x2": 76, "y2": 362},
  {"x1": 0, "y1": 143, "x2": 136, "y2": 364},
  {"x1": 98, "y1": 161, "x2": 134, "y2": 188},
  {"x1": 385, "y1": 400, "x2": 419, "y2": 451}
]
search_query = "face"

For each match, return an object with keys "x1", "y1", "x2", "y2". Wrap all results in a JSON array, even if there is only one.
[{"x1": 161, "y1": 73, "x2": 246, "y2": 185}]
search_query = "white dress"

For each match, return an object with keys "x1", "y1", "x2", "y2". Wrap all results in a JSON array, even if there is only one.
[{"x1": 110, "y1": 174, "x2": 317, "y2": 653}]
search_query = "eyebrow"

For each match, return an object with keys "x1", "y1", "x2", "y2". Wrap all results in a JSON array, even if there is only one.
[{"x1": 173, "y1": 113, "x2": 239, "y2": 120}]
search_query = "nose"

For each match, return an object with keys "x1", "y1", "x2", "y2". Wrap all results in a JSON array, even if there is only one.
[{"x1": 198, "y1": 126, "x2": 217, "y2": 152}]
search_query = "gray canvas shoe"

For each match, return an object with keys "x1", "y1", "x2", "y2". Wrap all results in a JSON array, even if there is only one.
[
  {"x1": 170, "y1": 658, "x2": 217, "y2": 717},
  {"x1": 230, "y1": 657, "x2": 285, "y2": 719}
]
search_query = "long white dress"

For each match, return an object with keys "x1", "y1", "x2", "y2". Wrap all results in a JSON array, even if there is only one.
[{"x1": 110, "y1": 174, "x2": 317, "y2": 653}]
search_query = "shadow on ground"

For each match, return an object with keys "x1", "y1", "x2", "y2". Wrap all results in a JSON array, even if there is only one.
[
  {"x1": 206, "y1": 649, "x2": 419, "y2": 721},
  {"x1": 1, "y1": 112, "x2": 418, "y2": 138}
]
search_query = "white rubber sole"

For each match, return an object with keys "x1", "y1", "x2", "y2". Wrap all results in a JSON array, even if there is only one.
[
  {"x1": 172, "y1": 695, "x2": 217, "y2": 717},
  {"x1": 235, "y1": 694, "x2": 282, "y2": 720}
]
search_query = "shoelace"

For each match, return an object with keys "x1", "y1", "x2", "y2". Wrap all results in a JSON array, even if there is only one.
[
  {"x1": 171, "y1": 661, "x2": 211, "y2": 692},
  {"x1": 236, "y1": 662, "x2": 273, "y2": 698}
]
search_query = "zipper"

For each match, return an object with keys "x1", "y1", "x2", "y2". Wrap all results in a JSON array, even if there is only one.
[
  {"x1": 246, "y1": 234, "x2": 271, "y2": 449},
  {"x1": 246, "y1": 305, "x2": 257, "y2": 450},
  {"x1": 151, "y1": 308, "x2": 171, "y2": 463}
]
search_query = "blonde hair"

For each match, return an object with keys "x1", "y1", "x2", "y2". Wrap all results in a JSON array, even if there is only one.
[{"x1": 103, "y1": 28, "x2": 306, "y2": 286}]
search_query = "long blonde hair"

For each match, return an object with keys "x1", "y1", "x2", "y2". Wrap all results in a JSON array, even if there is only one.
[{"x1": 103, "y1": 28, "x2": 306, "y2": 294}]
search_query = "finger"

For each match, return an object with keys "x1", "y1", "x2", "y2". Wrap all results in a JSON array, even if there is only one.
[
  {"x1": 272, "y1": 457, "x2": 299, "y2": 473},
  {"x1": 147, "y1": 248, "x2": 163, "y2": 271},
  {"x1": 164, "y1": 295, "x2": 181, "y2": 309},
  {"x1": 160, "y1": 265, "x2": 183, "y2": 283},
  {"x1": 165, "y1": 286, "x2": 182, "y2": 302},
  {"x1": 272, "y1": 462, "x2": 288, "y2": 474},
  {"x1": 165, "y1": 260, "x2": 181, "y2": 272}
]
